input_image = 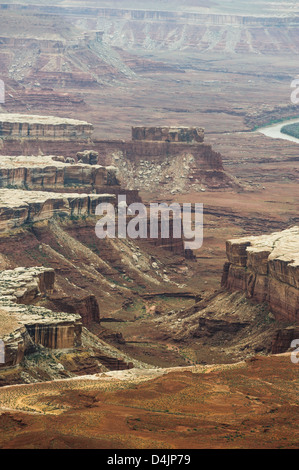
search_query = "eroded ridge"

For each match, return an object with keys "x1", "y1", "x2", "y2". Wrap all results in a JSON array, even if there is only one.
[
  {"x1": 0, "y1": 189, "x2": 116, "y2": 232},
  {"x1": 132, "y1": 126, "x2": 205, "y2": 143},
  {"x1": 222, "y1": 227, "x2": 299, "y2": 322},
  {"x1": 0, "y1": 114, "x2": 93, "y2": 140},
  {"x1": 0, "y1": 267, "x2": 82, "y2": 368},
  {"x1": 0, "y1": 155, "x2": 118, "y2": 193}
]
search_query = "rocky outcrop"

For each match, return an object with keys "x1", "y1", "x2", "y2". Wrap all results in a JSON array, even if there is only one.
[
  {"x1": 144, "y1": 216, "x2": 191, "y2": 258},
  {"x1": 0, "y1": 114, "x2": 238, "y2": 192},
  {"x1": 271, "y1": 326, "x2": 299, "y2": 354},
  {"x1": 0, "y1": 155, "x2": 119, "y2": 193},
  {"x1": 0, "y1": 138, "x2": 239, "y2": 192},
  {"x1": 0, "y1": 267, "x2": 82, "y2": 368},
  {"x1": 105, "y1": 139, "x2": 238, "y2": 193},
  {"x1": 132, "y1": 127, "x2": 205, "y2": 143},
  {"x1": 222, "y1": 227, "x2": 299, "y2": 323},
  {"x1": 97, "y1": 355, "x2": 133, "y2": 371},
  {"x1": 0, "y1": 189, "x2": 116, "y2": 232},
  {"x1": 48, "y1": 293, "x2": 100, "y2": 325},
  {"x1": 76, "y1": 150, "x2": 99, "y2": 165},
  {"x1": 0, "y1": 114, "x2": 93, "y2": 140}
]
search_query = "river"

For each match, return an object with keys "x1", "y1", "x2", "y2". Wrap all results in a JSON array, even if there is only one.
[{"x1": 257, "y1": 117, "x2": 299, "y2": 144}]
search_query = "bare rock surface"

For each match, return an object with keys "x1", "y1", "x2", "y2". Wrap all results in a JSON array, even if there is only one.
[
  {"x1": 223, "y1": 227, "x2": 299, "y2": 322},
  {"x1": 132, "y1": 126, "x2": 205, "y2": 143},
  {"x1": 0, "y1": 155, "x2": 119, "y2": 192},
  {"x1": 0, "y1": 267, "x2": 82, "y2": 368},
  {"x1": 0, "y1": 114, "x2": 93, "y2": 140},
  {"x1": 0, "y1": 189, "x2": 116, "y2": 232}
]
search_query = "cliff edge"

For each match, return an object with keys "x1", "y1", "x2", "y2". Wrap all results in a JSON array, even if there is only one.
[{"x1": 222, "y1": 227, "x2": 299, "y2": 323}]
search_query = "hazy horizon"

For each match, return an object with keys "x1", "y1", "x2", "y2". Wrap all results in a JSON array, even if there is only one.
[{"x1": 0, "y1": 0, "x2": 298, "y2": 16}]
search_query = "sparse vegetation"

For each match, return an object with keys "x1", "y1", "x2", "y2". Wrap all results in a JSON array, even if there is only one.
[{"x1": 281, "y1": 123, "x2": 299, "y2": 139}]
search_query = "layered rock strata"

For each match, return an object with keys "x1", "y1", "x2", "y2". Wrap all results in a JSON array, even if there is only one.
[
  {"x1": 0, "y1": 114, "x2": 93, "y2": 140},
  {"x1": 0, "y1": 189, "x2": 116, "y2": 232},
  {"x1": 0, "y1": 155, "x2": 118, "y2": 193},
  {"x1": 105, "y1": 140, "x2": 236, "y2": 192},
  {"x1": 132, "y1": 127, "x2": 205, "y2": 143},
  {"x1": 222, "y1": 227, "x2": 299, "y2": 323},
  {"x1": 0, "y1": 134, "x2": 231, "y2": 191},
  {"x1": 76, "y1": 150, "x2": 99, "y2": 165},
  {"x1": 0, "y1": 267, "x2": 82, "y2": 368},
  {"x1": 0, "y1": 118, "x2": 236, "y2": 191}
]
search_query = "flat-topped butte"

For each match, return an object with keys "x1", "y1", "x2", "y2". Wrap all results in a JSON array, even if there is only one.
[
  {"x1": 0, "y1": 189, "x2": 115, "y2": 209},
  {"x1": 0, "y1": 154, "x2": 109, "y2": 169},
  {"x1": 0, "y1": 267, "x2": 82, "y2": 366},
  {"x1": 223, "y1": 227, "x2": 299, "y2": 323},
  {"x1": 132, "y1": 126, "x2": 205, "y2": 143},
  {"x1": 0, "y1": 267, "x2": 80, "y2": 330},
  {"x1": 226, "y1": 226, "x2": 299, "y2": 269}
]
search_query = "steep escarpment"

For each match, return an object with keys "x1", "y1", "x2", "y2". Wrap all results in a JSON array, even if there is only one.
[
  {"x1": 1, "y1": 4, "x2": 299, "y2": 55},
  {"x1": 75, "y1": 7, "x2": 299, "y2": 54},
  {"x1": 0, "y1": 248, "x2": 166, "y2": 378},
  {"x1": 0, "y1": 267, "x2": 82, "y2": 368},
  {"x1": 132, "y1": 127, "x2": 205, "y2": 143},
  {"x1": 110, "y1": 139, "x2": 236, "y2": 193},
  {"x1": 222, "y1": 227, "x2": 299, "y2": 323},
  {"x1": 0, "y1": 165, "x2": 197, "y2": 377},
  {"x1": 0, "y1": 155, "x2": 119, "y2": 194},
  {"x1": 0, "y1": 189, "x2": 116, "y2": 232},
  {"x1": 149, "y1": 227, "x2": 299, "y2": 362},
  {"x1": 0, "y1": 11, "x2": 135, "y2": 92},
  {"x1": 151, "y1": 288, "x2": 290, "y2": 363},
  {"x1": 0, "y1": 114, "x2": 93, "y2": 140},
  {"x1": 0, "y1": 124, "x2": 239, "y2": 193},
  {"x1": 107, "y1": 127, "x2": 239, "y2": 192}
]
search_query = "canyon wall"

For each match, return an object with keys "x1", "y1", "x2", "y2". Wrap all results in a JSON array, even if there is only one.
[
  {"x1": 0, "y1": 114, "x2": 93, "y2": 140},
  {"x1": 1, "y1": 4, "x2": 298, "y2": 61},
  {"x1": 108, "y1": 139, "x2": 236, "y2": 193},
  {"x1": 0, "y1": 137, "x2": 238, "y2": 192},
  {"x1": 0, "y1": 155, "x2": 119, "y2": 193},
  {"x1": 59, "y1": 6, "x2": 299, "y2": 54},
  {"x1": 1, "y1": 4, "x2": 299, "y2": 27},
  {"x1": 222, "y1": 227, "x2": 299, "y2": 323},
  {"x1": 0, "y1": 189, "x2": 116, "y2": 233},
  {"x1": 0, "y1": 267, "x2": 82, "y2": 368},
  {"x1": 132, "y1": 127, "x2": 205, "y2": 143}
]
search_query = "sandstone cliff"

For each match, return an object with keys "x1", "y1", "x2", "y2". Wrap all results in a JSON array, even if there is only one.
[
  {"x1": 0, "y1": 189, "x2": 116, "y2": 232},
  {"x1": 2, "y1": 4, "x2": 299, "y2": 55},
  {"x1": 0, "y1": 267, "x2": 82, "y2": 368},
  {"x1": 0, "y1": 133, "x2": 240, "y2": 193},
  {"x1": 222, "y1": 227, "x2": 299, "y2": 323},
  {"x1": 0, "y1": 114, "x2": 93, "y2": 140},
  {"x1": 0, "y1": 155, "x2": 119, "y2": 193},
  {"x1": 132, "y1": 126, "x2": 205, "y2": 143}
]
